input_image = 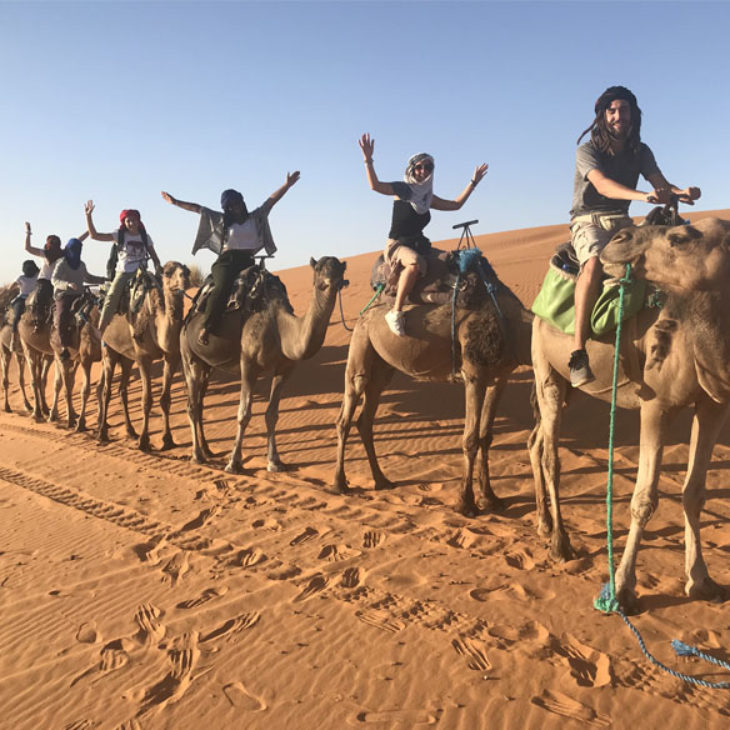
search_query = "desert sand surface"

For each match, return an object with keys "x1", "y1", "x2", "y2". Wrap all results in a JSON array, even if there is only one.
[{"x1": 1, "y1": 211, "x2": 730, "y2": 729}]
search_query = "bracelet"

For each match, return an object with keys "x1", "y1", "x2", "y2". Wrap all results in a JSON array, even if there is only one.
[
  {"x1": 26, "y1": 230, "x2": 32, "y2": 235},
  {"x1": 470, "y1": 179, "x2": 477, "y2": 186},
  {"x1": 364, "y1": 159, "x2": 373, "y2": 165}
]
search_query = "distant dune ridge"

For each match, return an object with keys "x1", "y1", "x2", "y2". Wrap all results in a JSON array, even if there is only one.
[{"x1": 1, "y1": 209, "x2": 729, "y2": 728}]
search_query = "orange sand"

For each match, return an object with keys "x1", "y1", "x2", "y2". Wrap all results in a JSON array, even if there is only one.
[{"x1": 1, "y1": 211, "x2": 729, "y2": 729}]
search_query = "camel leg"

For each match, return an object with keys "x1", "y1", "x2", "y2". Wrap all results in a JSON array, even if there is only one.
[
  {"x1": 97, "y1": 351, "x2": 115, "y2": 443},
  {"x1": 75, "y1": 360, "x2": 92, "y2": 432},
  {"x1": 119, "y1": 358, "x2": 137, "y2": 439},
  {"x1": 16, "y1": 350, "x2": 32, "y2": 413},
  {"x1": 226, "y1": 361, "x2": 258, "y2": 474},
  {"x1": 265, "y1": 369, "x2": 293, "y2": 472},
  {"x1": 356, "y1": 357, "x2": 396, "y2": 491},
  {"x1": 23, "y1": 345, "x2": 44, "y2": 422},
  {"x1": 475, "y1": 378, "x2": 508, "y2": 514},
  {"x1": 39, "y1": 355, "x2": 52, "y2": 416},
  {"x1": 613, "y1": 401, "x2": 675, "y2": 614},
  {"x1": 62, "y1": 359, "x2": 77, "y2": 429},
  {"x1": 533, "y1": 364, "x2": 572, "y2": 561},
  {"x1": 681, "y1": 396, "x2": 729, "y2": 603},
  {"x1": 159, "y1": 355, "x2": 179, "y2": 451},
  {"x1": 137, "y1": 356, "x2": 153, "y2": 452},
  {"x1": 182, "y1": 346, "x2": 210, "y2": 464},
  {"x1": 48, "y1": 359, "x2": 62, "y2": 423},
  {"x1": 197, "y1": 368, "x2": 214, "y2": 458},
  {"x1": 457, "y1": 371, "x2": 488, "y2": 517},
  {"x1": 0, "y1": 347, "x2": 10, "y2": 412}
]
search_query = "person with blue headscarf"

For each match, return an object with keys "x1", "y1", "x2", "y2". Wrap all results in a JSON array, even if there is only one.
[
  {"x1": 161, "y1": 170, "x2": 300, "y2": 346},
  {"x1": 51, "y1": 238, "x2": 105, "y2": 360}
]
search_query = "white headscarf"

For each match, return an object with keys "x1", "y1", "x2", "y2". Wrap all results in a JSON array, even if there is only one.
[{"x1": 403, "y1": 153, "x2": 434, "y2": 215}]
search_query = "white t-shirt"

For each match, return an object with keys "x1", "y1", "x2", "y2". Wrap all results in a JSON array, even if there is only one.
[
  {"x1": 224, "y1": 218, "x2": 260, "y2": 252},
  {"x1": 112, "y1": 229, "x2": 155, "y2": 273},
  {"x1": 16, "y1": 274, "x2": 38, "y2": 297},
  {"x1": 39, "y1": 260, "x2": 55, "y2": 281}
]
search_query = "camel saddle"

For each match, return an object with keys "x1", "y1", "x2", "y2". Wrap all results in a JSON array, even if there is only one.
[{"x1": 370, "y1": 247, "x2": 498, "y2": 310}]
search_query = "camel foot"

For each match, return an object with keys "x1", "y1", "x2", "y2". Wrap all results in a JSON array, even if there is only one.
[
  {"x1": 687, "y1": 576, "x2": 727, "y2": 603},
  {"x1": 97, "y1": 431, "x2": 109, "y2": 444},
  {"x1": 47, "y1": 411, "x2": 58, "y2": 423},
  {"x1": 138, "y1": 436, "x2": 151, "y2": 452},
  {"x1": 456, "y1": 498, "x2": 479, "y2": 518},
  {"x1": 549, "y1": 530, "x2": 575, "y2": 562},
  {"x1": 160, "y1": 434, "x2": 176, "y2": 451},
  {"x1": 616, "y1": 587, "x2": 641, "y2": 616},
  {"x1": 67, "y1": 418, "x2": 77, "y2": 430},
  {"x1": 224, "y1": 461, "x2": 243, "y2": 474},
  {"x1": 190, "y1": 453, "x2": 207, "y2": 465},
  {"x1": 4, "y1": 404, "x2": 11, "y2": 413},
  {"x1": 267, "y1": 461, "x2": 288, "y2": 473},
  {"x1": 374, "y1": 478, "x2": 396, "y2": 491},
  {"x1": 477, "y1": 495, "x2": 506, "y2": 514},
  {"x1": 75, "y1": 420, "x2": 87, "y2": 433},
  {"x1": 23, "y1": 401, "x2": 32, "y2": 414},
  {"x1": 126, "y1": 427, "x2": 139, "y2": 440},
  {"x1": 331, "y1": 483, "x2": 351, "y2": 495}
]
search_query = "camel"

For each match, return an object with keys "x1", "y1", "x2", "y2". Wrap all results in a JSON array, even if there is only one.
[
  {"x1": 97, "y1": 262, "x2": 190, "y2": 451},
  {"x1": 18, "y1": 287, "x2": 102, "y2": 430},
  {"x1": 0, "y1": 285, "x2": 33, "y2": 413},
  {"x1": 529, "y1": 216, "x2": 730, "y2": 613},
  {"x1": 333, "y1": 260, "x2": 533, "y2": 515},
  {"x1": 181, "y1": 256, "x2": 348, "y2": 472}
]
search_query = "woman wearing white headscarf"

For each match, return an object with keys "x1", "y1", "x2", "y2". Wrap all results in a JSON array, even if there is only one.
[{"x1": 358, "y1": 133, "x2": 487, "y2": 336}]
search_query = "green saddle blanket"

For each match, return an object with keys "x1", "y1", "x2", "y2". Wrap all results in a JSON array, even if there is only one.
[{"x1": 531, "y1": 262, "x2": 647, "y2": 337}]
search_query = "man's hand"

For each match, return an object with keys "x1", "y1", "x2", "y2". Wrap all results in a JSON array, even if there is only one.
[
  {"x1": 286, "y1": 171, "x2": 301, "y2": 188},
  {"x1": 647, "y1": 188, "x2": 675, "y2": 205},
  {"x1": 84, "y1": 200, "x2": 95, "y2": 216}
]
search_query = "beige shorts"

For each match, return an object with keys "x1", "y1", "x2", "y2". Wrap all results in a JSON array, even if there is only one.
[
  {"x1": 384, "y1": 239, "x2": 427, "y2": 276},
  {"x1": 570, "y1": 213, "x2": 633, "y2": 267}
]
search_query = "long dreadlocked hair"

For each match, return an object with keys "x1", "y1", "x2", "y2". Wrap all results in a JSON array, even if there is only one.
[{"x1": 576, "y1": 85, "x2": 642, "y2": 157}]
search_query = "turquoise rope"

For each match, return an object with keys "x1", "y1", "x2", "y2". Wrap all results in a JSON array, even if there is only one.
[
  {"x1": 594, "y1": 263, "x2": 730, "y2": 689},
  {"x1": 359, "y1": 284, "x2": 384, "y2": 315}
]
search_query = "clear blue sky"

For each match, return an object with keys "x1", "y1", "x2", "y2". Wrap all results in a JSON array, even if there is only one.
[{"x1": 1, "y1": 0, "x2": 728, "y2": 284}]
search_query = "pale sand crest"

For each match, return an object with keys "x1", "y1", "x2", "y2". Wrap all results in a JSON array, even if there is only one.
[{"x1": 1, "y1": 211, "x2": 729, "y2": 729}]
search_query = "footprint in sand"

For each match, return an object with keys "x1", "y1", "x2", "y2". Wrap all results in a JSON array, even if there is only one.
[
  {"x1": 503, "y1": 548, "x2": 536, "y2": 571},
  {"x1": 355, "y1": 608, "x2": 406, "y2": 634},
  {"x1": 161, "y1": 550, "x2": 189, "y2": 586},
  {"x1": 469, "y1": 579, "x2": 553, "y2": 603},
  {"x1": 318, "y1": 544, "x2": 362, "y2": 562},
  {"x1": 230, "y1": 546, "x2": 266, "y2": 568},
  {"x1": 266, "y1": 561, "x2": 302, "y2": 581},
  {"x1": 134, "y1": 533, "x2": 169, "y2": 564},
  {"x1": 115, "y1": 720, "x2": 143, "y2": 730},
  {"x1": 223, "y1": 681, "x2": 267, "y2": 711},
  {"x1": 347, "y1": 709, "x2": 438, "y2": 726},
  {"x1": 341, "y1": 567, "x2": 360, "y2": 588},
  {"x1": 75, "y1": 621, "x2": 100, "y2": 644},
  {"x1": 176, "y1": 585, "x2": 229, "y2": 610},
  {"x1": 135, "y1": 631, "x2": 200, "y2": 716},
  {"x1": 487, "y1": 620, "x2": 550, "y2": 650},
  {"x1": 362, "y1": 531, "x2": 384, "y2": 549},
  {"x1": 451, "y1": 635, "x2": 492, "y2": 672},
  {"x1": 531, "y1": 689, "x2": 610, "y2": 727},
  {"x1": 134, "y1": 603, "x2": 166, "y2": 644},
  {"x1": 180, "y1": 506, "x2": 219, "y2": 532},
  {"x1": 200, "y1": 612, "x2": 261, "y2": 644},
  {"x1": 293, "y1": 573, "x2": 328, "y2": 602},
  {"x1": 290, "y1": 526, "x2": 319, "y2": 546},
  {"x1": 553, "y1": 634, "x2": 613, "y2": 688},
  {"x1": 252, "y1": 517, "x2": 282, "y2": 531},
  {"x1": 70, "y1": 637, "x2": 134, "y2": 687},
  {"x1": 64, "y1": 721, "x2": 96, "y2": 730}
]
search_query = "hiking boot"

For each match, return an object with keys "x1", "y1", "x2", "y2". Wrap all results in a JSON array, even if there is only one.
[
  {"x1": 385, "y1": 309, "x2": 406, "y2": 336},
  {"x1": 569, "y1": 349, "x2": 595, "y2": 388}
]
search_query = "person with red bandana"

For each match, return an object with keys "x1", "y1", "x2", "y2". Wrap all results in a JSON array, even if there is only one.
[{"x1": 84, "y1": 201, "x2": 162, "y2": 337}]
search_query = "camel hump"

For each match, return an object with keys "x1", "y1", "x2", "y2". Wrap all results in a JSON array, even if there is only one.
[{"x1": 371, "y1": 247, "x2": 499, "y2": 308}]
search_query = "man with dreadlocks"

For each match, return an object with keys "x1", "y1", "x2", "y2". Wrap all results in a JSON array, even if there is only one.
[{"x1": 568, "y1": 85, "x2": 700, "y2": 387}]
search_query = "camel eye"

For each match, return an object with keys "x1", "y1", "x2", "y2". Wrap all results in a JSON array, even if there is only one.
[{"x1": 668, "y1": 226, "x2": 702, "y2": 247}]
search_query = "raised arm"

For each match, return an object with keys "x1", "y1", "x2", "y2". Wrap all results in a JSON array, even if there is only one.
[
  {"x1": 261, "y1": 171, "x2": 301, "y2": 215},
  {"x1": 431, "y1": 163, "x2": 488, "y2": 211},
  {"x1": 359, "y1": 133, "x2": 395, "y2": 196},
  {"x1": 84, "y1": 200, "x2": 115, "y2": 242},
  {"x1": 161, "y1": 191, "x2": 202, "y2": 214},
  {"x1": 24, "y1": 221, "x2": 45, "y2": 257}
]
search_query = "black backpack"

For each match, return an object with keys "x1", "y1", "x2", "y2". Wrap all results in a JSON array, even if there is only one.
[{"x1": 106, "y1": 226, "x2": 150, "y2": 280}]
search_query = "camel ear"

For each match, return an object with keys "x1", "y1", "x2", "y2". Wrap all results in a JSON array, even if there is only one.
[{"x1": 310, "y1": 257, "x2": 317, "y2": 269}]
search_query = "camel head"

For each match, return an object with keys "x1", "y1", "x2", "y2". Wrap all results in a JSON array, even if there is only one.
[
  {"x1": 310, "y1": 256, "x2": 348, "y2": 294},
  {"x1": 162, "y1": 261, "x2": 191, "y2": 293},
  {"x1": 601, "y1": 217, "x2": 730, "y2": 294}
]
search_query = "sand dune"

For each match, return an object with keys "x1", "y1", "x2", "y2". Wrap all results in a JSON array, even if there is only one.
[{"x1": 1, "y1": 210, "x2": 729, "y2": 729}]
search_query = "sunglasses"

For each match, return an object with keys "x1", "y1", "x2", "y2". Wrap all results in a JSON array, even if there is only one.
[{"x1": 414, "y1": 162, "x2": 434, "y2": 173}]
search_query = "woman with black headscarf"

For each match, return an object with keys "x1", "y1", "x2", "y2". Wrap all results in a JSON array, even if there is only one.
[
  {"x1": 51, "y1": 238, "x2": 105, "y2": 360},
  {"x1": 161, "y1": 170, "x2": 300, "y2": 346}
]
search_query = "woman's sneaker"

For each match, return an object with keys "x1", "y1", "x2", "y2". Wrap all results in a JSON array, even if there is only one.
[
  {"x1": 385, "y1": 309, "x2": 405, "y2": 336},
  {"x1": 568, "y1": 349, "x2": 595, "y2": 387}
]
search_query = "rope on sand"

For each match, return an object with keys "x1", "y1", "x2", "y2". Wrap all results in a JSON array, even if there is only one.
[{"x1": 594, "y1": 263, "x2": 730, "y2": 689}]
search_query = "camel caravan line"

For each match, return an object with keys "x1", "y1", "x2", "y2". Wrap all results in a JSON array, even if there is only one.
[{"x1": 2, "y1": 211, "x2": 730, "y2": 618}]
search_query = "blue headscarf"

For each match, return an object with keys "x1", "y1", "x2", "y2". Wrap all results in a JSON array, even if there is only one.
[{"x1": 65, "y1": 238, "x2": 83, "y2": 270}]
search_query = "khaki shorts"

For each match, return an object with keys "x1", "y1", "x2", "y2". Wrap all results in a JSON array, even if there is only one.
[
  {"x1": 384, "y1": 239, "x2": 427, "y2": 276},
  {"x1": 570, "y1": 213, "x2": 633, "y2": 268}
]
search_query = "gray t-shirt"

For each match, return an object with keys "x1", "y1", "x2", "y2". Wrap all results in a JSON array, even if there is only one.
[{"x1": 570, "y1": 141, "x2": 661, "y2": 219}]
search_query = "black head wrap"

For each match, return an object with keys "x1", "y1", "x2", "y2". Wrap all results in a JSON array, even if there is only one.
[
  {"x1": 22, "y1": 259, "x2": 40, "y2": 278},
  {"x1": 577, "y1": 85, "x2": 642, "y2": 156},
  {"x1": 220, "y1": 188, "x2": 249, "y2": 228}
]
